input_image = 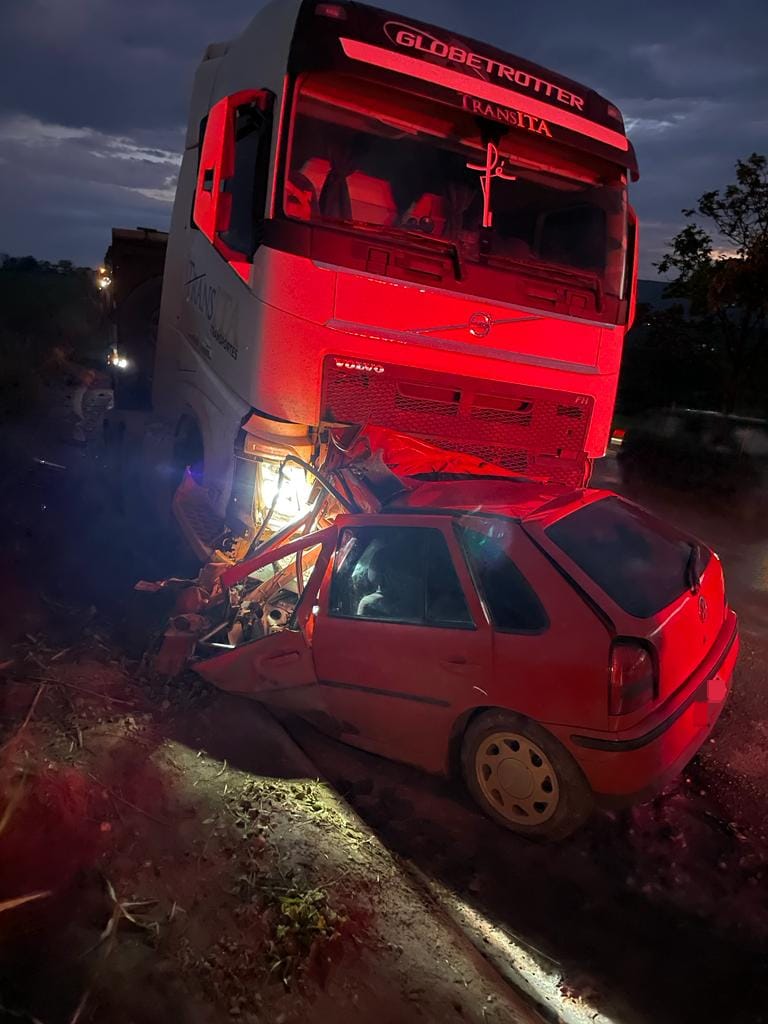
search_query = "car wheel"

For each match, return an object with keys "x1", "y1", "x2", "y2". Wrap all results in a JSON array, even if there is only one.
[{"x1": 461, "y1": 710, "x2": 593, "y2": 840}]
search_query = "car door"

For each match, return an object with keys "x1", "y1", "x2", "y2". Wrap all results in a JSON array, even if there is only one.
[
  {"x1": 195, "y1": 528, "x2": 336, "y2": 710},
  {"x1": 457, "y1": 515, "x2": 611, "y2": 729},
  {"x1": 310, "y1": 515, "x2": 492, "y2": 774}
]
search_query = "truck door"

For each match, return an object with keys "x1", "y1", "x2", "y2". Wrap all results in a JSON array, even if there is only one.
[{"x1": 195, "y1": 529, "x2": 336, "y2": 707}]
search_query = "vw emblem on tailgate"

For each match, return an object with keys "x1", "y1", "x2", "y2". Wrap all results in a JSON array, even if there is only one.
[
  {"x1": 698, "y1": 596, "x2": 709, "y2": 623},
  {"x1": 469, "y1": 311, "x2": 493, "y2": 338}
]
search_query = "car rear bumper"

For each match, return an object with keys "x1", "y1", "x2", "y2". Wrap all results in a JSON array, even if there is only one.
[{"x1": 559, "y1": 612, "x2": 739, "y2": 803}]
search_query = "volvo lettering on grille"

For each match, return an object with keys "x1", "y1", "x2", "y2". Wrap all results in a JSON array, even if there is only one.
[{"x1": 334, "y1": 359, "x2": 385, "y2": 375}]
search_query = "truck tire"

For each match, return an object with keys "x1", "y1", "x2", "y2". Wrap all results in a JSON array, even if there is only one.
[{"x1": 172, "y1": 416, "x2": 204, "y2": 489}]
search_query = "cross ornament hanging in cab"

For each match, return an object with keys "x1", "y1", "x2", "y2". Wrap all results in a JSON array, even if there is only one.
[{"x1": 466, "y1": 143, "x2": 517, "y2": 228}]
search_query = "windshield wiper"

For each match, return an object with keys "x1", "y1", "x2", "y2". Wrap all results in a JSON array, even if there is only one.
[
  {"x1": 324, "y1": 218, "x2": 463, "y2": 281},
  {"x1": 482, "y1": 252, "x2": 603, "y2": 308}
]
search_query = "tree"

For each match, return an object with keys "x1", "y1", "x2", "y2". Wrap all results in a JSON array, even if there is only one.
[
  {"x1": 618, "y1": 302, "x2": 724, "y2": 415},
  {"x1": 656, "y1": 153, "x2": 768, "y2": 413}
]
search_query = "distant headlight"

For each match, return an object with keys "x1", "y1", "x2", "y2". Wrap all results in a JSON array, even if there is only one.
[{"x1": 107, "y1": 350, "x2": 130, "y2": 371}]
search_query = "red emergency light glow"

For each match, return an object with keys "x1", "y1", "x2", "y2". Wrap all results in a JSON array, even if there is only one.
[
  {"x1": 316, "y1": 3, "x2": 347, "y2": 19},
  {"x1": 339, "y1": 37, "x2": 630, "y2": 153}
]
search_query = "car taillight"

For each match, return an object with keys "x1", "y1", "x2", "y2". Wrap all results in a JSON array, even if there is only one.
[{"x1": 609, "y1": 642, "x2": 656, "y2": 716}]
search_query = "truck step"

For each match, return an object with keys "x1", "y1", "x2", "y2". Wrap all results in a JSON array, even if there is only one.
[{"x1": 172, "y1": 470, "x2": 227, "y2": 561}]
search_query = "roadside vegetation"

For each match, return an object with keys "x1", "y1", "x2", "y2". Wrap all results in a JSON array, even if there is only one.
[
  {"x1": 619, "y1": 152, "x2": 768, "y2": 417},
  {"x1": 0, "y1": 256, "x2": 105, "y2": 422}
]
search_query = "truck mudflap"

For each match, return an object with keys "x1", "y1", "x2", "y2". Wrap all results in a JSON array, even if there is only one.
[{"x1": 171, "y1": 469, "x2": 228, "y2": 560}]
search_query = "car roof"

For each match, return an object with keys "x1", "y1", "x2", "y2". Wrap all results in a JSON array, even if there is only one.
[{"x1": 384, "y1": 478, "x2": 589, "y2": 520}]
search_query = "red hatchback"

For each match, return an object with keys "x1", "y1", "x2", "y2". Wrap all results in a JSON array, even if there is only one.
[{"x1": 196, "y1": 480, "x2": 738, "y2": 839}]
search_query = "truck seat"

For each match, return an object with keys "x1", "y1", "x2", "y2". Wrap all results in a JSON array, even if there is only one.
[{"x1": 300, "y1": 158, "x2": 398, "y2": 226}]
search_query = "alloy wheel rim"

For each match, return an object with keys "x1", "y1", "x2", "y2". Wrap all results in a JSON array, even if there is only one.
[{"x1": 475, "y1": 731, "x2": 560, "y2": 826}]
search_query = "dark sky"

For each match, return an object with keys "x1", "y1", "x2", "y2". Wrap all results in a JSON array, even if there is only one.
[{"x1": 1, "y1": 0, "x2": 766, "y2": 276}]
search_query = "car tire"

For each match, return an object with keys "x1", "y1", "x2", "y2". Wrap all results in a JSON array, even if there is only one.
[{"x1": 461, "y1": 710, "x2": 594, "y2": 841}]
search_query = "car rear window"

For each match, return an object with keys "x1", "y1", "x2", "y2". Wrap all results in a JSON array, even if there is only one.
[{"x1": 545, "y1": 497, "x2": 707, "y2": 618}]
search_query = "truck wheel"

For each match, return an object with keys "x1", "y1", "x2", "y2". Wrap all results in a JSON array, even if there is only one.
[
  {"x1": 461, "y1": 710, "x2": 593, "y2": 840},
  {"x1": 172, "y1": 416, "x2": 204, "y2": 488}
]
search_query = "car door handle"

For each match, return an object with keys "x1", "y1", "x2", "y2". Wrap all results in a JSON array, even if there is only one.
[
  {"x1": 263, "y1": 651, "x2": 300, "y2": 665},
  {"x1": 440, "y1": 658, "x2": 479, "y2": 675}
]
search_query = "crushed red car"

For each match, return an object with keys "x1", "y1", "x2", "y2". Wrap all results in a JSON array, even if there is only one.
[{"x1": 176, "y1": 429, "x2": 738, "y2": 839}]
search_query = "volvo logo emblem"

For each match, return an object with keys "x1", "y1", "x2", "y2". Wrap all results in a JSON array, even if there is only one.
[
  {"x1": 469, "y1": 312, "x2": 493, "y2": 338},
  {"x1": 698, "y1": 596, "x2": 708, "y2": 623}
]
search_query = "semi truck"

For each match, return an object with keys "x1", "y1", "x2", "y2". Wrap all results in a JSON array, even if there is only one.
[{"x1": 106, "y1": 0, "x2": 639, "y2": 562}]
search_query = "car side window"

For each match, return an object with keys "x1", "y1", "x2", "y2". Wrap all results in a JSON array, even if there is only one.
[
  {"x1": 459, "y1": 525, "x2": 548, "y2": 633},
  {"x1": 425, "y1": 529, "x2": 472, "y2": 626},
  {"x1": 329, "y1": 526, "x2": 472, "y2": 628}
]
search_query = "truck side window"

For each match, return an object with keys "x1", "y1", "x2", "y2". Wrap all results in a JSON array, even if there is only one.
[
  {"x1": 330, "y1": 526, "x2": 472, "y2": 628},
  {"x1": 220, "y1": 100, "x2": 273, "y2": 257},
  {"x1": 459, "y1": 525, "x2": 548, "y2": 633},
  {"x1": 192, "y1": 90, "x2": 274, "y2": 281}
]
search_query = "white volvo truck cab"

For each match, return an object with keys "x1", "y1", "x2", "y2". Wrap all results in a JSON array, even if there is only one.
[{"x1": 107, "y1": 0, "x2": 639, "y2": 561}]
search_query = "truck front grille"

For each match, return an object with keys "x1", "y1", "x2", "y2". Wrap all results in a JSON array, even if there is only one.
[{"x1": 321, "y1": 357, "x2": 593, "y2": 486}]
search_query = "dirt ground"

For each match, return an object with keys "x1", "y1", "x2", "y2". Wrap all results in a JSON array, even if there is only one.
[
  {"x1": 0, "y1": 400, "x2": 546, "y2": 1021},
  {"x1": 0, "y1": 648, "x2": 539, "y2": 1024}
]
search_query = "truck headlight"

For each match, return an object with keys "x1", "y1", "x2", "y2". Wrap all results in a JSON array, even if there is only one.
[{"x1": 257, "y1": 460, "x2": 313, "y2": 522}]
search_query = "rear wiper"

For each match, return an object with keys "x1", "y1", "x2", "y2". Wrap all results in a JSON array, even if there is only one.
[
  {"x1": 686, "y1": 542, "x2": 702, "y2": 594},
  {"x1": 325, "y1": 218, "x2": 463, "y2": 280}
]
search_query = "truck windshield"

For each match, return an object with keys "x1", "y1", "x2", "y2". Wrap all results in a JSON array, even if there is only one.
[{"x1": 283, "y1": 73, "x2": 628, "y2": 307}]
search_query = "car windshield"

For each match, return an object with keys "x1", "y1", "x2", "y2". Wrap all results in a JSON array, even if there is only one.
[
  {"x1": 545, "y1": 497, "x2": 709, "y2": 618},
  {"x1": 284, "y1": 73, "x2": 629, "y2": 302}
]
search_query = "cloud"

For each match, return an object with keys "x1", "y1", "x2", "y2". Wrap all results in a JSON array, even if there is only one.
[
  {"x1": 131, "y1": 180, "x2": 178, "y2": 203},
  {"x1": 0, "y1": 116, "x2": 92, "y2": 144},
  {"x1": 0, "y1": 113, "x2": 181, "y2": 263},
  {"x1": 0, "y1": 114, "x2": 181, "y2": 192}
]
